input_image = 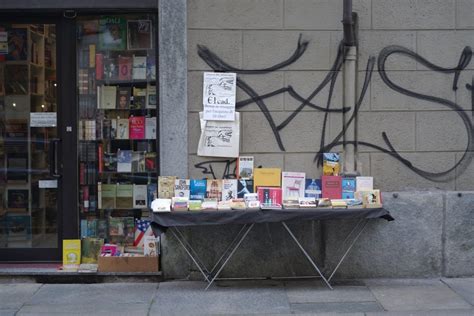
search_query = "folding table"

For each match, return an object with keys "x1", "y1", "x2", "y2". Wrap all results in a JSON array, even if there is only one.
[{"x1": 151, "y1": 208, "x2": 394, "y2": 290}]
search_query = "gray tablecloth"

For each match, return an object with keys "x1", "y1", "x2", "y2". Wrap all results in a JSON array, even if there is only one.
[{"x1": 151, "y1": 208, "x2": 394, "y2": 235}]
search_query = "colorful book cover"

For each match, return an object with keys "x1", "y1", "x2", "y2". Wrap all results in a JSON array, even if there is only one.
[
  {"x1": 133, "y1": 184, "x2": 148, "y2": 208},
  {"x1": 147, "y1": 183, "x2": 158, "y2": 207},
  {"x1": 356, "y1": 176, "x2": 373, "y2": 191},
  {"x1": 158, "y1": 176, "x2": 177, "y2": 199},
  {"x1": 129, "y1": 116, "x2": 145, "y2": 139},
  {"x1": 117, "y1": 149, "x2": 132, "y2": 172},
  {"x1": 98, "y1": 16, "x2": 127, "y2": 50},
  {"x1": 257, "y1": 187, "x2": 282, "y2": 205},
  {"x1": 253, "y1": 168, "x2": 281, "y2": 192},
  {"x1": 323, "y1": 153, "x2": 340, "y2": 176},
  {"x1": 304, "y1": 179, "x2": 322, "y2": 198},
  {"x1": 144, "y1": 236, "x2": 159, "y2": 256},
  {"x1": 103, "y1": 56, "x2": 118, "y2": 80},
  {"x1": 174, "y1": 179, "x2": 190, "y2": 198},
  {"x1": 145, "y1": 152, "x2": 157, "y2": 172},
  {"x1": 237, "y1": 156, "x2": 254, "y2": 179},
  {"x1": 6, "y1": 214, "x2": 31, "y2": 239},
  {"x1": 116, "y1": 184, "x2": 133, "y2": 209},
  {"x1": 237, "y1": 179, "x2": 254, "y2": 198},
  {"x1": 145, "y1": 117, "x2": 156, "y2": 139},
  {"x1": 62, "y1": 239, "x2": 81, "y2": 271},
  {"x1": 134, "y1": 219, "x2": 153, "y2": 247},
  {"x1": 190, "y1": 179, "x2": 207, "y2": 200},
  {"x1": 7, "y1": 28, "x2": 27, "y2": 61},
  {"x1": 321, "y1": 175, "x2": 342, "y2": 199},
  {"x1": 95, "y1": 53, "x2": 104, "y2": 80},
  {"x1": 118, "y1": 55, "x2": 132, "y2": 81},
  {"x1": 342, "y1": 178, "x2": 356, "y2": 199},
  {"x1": 146, "y1": 85, "x2": 157, "y2": 109},
  {"x1": 116, "y1": 118, "x2": 129, "y2": 139},
  {"x1": 81, "y1": 238, "x2": 104, "y2": 264},
  {"x1": 222, "y1": 179, "x2": 238, "y2": 201},
  {"x1": 103, "y1": 152, "x2": 117, "y2": 172},
  {"x1": 132, "y1": 55, "x2": 147, "y2": 80},
  {"x1": 131, "y1": 87, "x2": 146, "y2": 109},
  {"x1": 100, "y1": 184, "x2": 116, "y2": 209},
  {"x1": 281, "y1": 172, "x2": 306, "y2": 201},
  {"x1": 206, "y1": 179, "x2": 222, "y2": 200},
  {"x1": 116, "y1": 87, "x2": 131, "y2": 109}
]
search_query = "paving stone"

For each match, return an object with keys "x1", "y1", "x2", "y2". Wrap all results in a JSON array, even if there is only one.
[
  {"x1": 0, "y1": 311, "x2": 17, "y2": 316},
  {"x1": 285, "y1": 282, "x2": 376, "y2": 303},
  {"x1": 290, "y1": 301, "x2": 383, "y2": 314},
  {"x1": 366, "y1": 309, "x2": 474, "y2": 316},
  {"x1": 0, "y1": 284, "x2": 42, "y2": 309},
  {"x1": 363, "y1": 279, "x2": 445, "y2": 286},
  {"x1": 17, "y1": 303, "x2": 149, "y2": 315},
  {"x1": 151, "y1": 281, "x2": 291, "y2": 315},
  {"x1": 369, "y1": 284, "x2": 472, "y2": 311},
  {"x1": 442, "y1": 278, "x2": 474, "y2": 306}
]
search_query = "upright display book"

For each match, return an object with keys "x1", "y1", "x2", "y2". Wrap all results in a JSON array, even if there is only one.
[
  {"x1": 81, "y1": 238, "x2": 104, "y2": 264},
  {"x1": 145, "y1": 117, "x2": 156, "y2": 139},
  {"x1": 206, "y1": 179, "x2": 222, "y2": 201},
  {"x1": 174, "y1": 179, "x2": 190, "y2": 198},
  {"x1": 132, "y1": 55, "x2": 147, "y2": 80},
  {"x1": 323, "y1": 153, "x2": 340, "y2": 176},
  {"x1": 147, "y1": 183, "x2": 158, "y2": 207},
  {"x1": 129, "y1": 116, "x2": 145, "y2": 139},
  {"x1": 146, "y1": 85, "x2": 157, "y2": 109},
  {"x1": 98, "y1": 16, "x2": 126, "y2": 50},
  {"x1": 253, "y1": 168, "x2": 281, "y2": 192},
  {"x1": 116, "y1": 118, "x2": 129, "y2": 139},
  {"x1": 7, "y1": 28, "x2": 27, "y2": 61},
  {"x1": 116, "y1": 87, "x2": 131, "y2": 109},
  {"x1": 100, "y1": 184, "x2": 116, "y2": 209},
  {"x1": 63, "y1": 239, "x2": 81, "y2": 271},
  {"x1": 132, "y1": 151, "x2": 146, "y2": 172},
  {"x1": 304, "y1": 179, "x2": 322, "y2": 198},
  {"x1": 117, "y1": 150, "x2": 132, "y2": 172},
  {"x1": 222, "y1": 179, "x2": 238, "y2": 201},
  {"x1": 257, "y1": 187, "x2": 282, "y2": 205},
  {"x1": 158, "y1": 176, "x2": 177, "y2": 199},
  {"x1": 342, "y1": 178, "x2": 356, "y2": 199},
  {"x1": 190, "y1": 179, "x2": 207, "y2": 200},
  {"x1": 356, "y1": 176, "x2": 373, "y2": 191},
  {"x1": 237, "y1": 156, "x2": 254, "y2": 179},
  {"x1": 103, "y1": 56, "x2": 118, "y2": 80},
  {"x1": 133, "y1": 184, "x2": 148, "y2": 208},
  {"x1": 116, "y1": 184, "x2": 133, "y2": 209},
  {"x1": 132, "y1": 87, "x2": 146, "y2": 109},
  {"x1": 127, "y1": 20, "x2": 152, "y2": 50},
  {"x1": 321, "y1": 175, "x2": 342, "y2": 199},
  {"x1": 118, "y1": 55, "x2": 132, "y2": 81},
  {"x1": 281, "y1": 172, "x2": 306, "y2": 201},
  {"x1": 237, "y1": 179, "x2": 254, "y2": 198}
]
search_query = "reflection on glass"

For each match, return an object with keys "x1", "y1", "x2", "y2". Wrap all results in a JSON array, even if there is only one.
[{"x1": 0, "y1": 24, "x2": 57, "y2": 248}]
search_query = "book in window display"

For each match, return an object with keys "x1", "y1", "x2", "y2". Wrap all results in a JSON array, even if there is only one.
[
  {"x1": 116, "y1": 118, "x2": 129, "y2": 139},
  {"x1": 7, "y1": 189, "x2": 28, "y2": 212},
  {"x1": 118, "y1": 55, "x2": 132, "y2": 81},
  {"x1": 116, "y1": 184, "x2": 133, "y2": 209},
  {"x1": 98, "y1": 16, "x2": 126, "y2": 51},
  {"x1": 132, "y1": 55, "x2": 147, "y2": 80},
  {"x1": 129, "y1": 116, "x2": 145, "y2": 139},
  {"x1": 132, "y1": 151, "x2": 146, "y2": 172},
  {"x1": 7, "y1": 28, "x2": 27, "y2": 61},
  {"x1": 133, "y1": 184, "x2": 148, "y2": 208},
  {"x1": 117, "y1": 149, "x2": 132, "y2": 172},
  {"x1": 116, "y1": 87, "x2": 131, "y2": 109},
  {"x1": 103, "y1": 56, "x2": 118, "y2": 80},
  {"x1": 131, "y1": 86, "x2": 146, "y2": 109},
  {"x1": 5, "y1": 65, "x2": 28, "y2": 95},
  {"x1": 146, "y1": 85, "x2": 156, "y2": 109},
  {"x1": 145, "y1": 117, "x2": 156, "y2": 140},
  {"x1": 127, "y1": 20, "x2": 152, "y2": 50}
]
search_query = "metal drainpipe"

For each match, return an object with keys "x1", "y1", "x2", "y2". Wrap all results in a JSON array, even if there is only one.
[{"x1": 342, "y1": 0, "x2": 358, "y2": 176}]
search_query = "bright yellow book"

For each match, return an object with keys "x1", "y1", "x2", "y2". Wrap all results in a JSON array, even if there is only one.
[
  {"x1": 253, "y1": 168, "x2": 281, "y2": 192},
  {"x1": 63, "y1": 239, "x2": 81, "y2": 271}
]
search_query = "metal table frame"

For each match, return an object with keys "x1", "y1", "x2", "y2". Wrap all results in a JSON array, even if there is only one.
[{"x1": 168, "y1": 217, "x2": 370, "y2": 290}]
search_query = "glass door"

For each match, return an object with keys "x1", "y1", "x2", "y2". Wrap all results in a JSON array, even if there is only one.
[{"x1": 0, "y1": 22, "x2": 60, "y2": 259}]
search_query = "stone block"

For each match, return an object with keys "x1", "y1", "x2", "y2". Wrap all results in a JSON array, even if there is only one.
[
  {"x1": 368, "y1": 283, "x2": 472, "y2": 311},
  {"x1": 416, "y1": 111, "x2": 469, "y2": 151},
  {"x1": 417, "y1": 31, "x2": 474, "y2": 71},
  {"x1": 253, "y1": 153, "x2": 285, "y2": 169},
  {"x1": 456, "y1": 70, "x2": 474, "y2": 111},
  {"x1": 17, "y1": 303, "x2": 150, "y2": 315},
  {"x1": 0, "y1": 284, "x2": 41, "y2": 309},
  {"x1": 188, "y1": 71, "x2": 203, "y2": 112},
  {"x1": 188, "y1": 112, "x2": 201, "y2": 154},
  {"x1": 441, "y1": 278, "x2": 474, "y2": 305},
  {"x1": 358, "y1": 31, "x2": 417, "y2": 71},
  {"x1": 373, "y1": 0, "x2": 455, "y2": 29},
  {"x1": 241, "y1": 111, "x2": 287, "y2": 153},
  {"x1": 243, "y1": 31, "x2": 332, "y2": 70},
  {"x1": 188, "y1": 30, "x2": 242, "y2": 71},
  {"x1": 290, "y1": 302, "x2": 383, "y2": 314},
  {"x1": 357, "y1": 71, "x2": 372, "y2": 112},
  {"x1": 358, "y1": 112, "x2": 416, "y2": 152},
  {"x1": 284, "y1": 0, "x2": 371, "y2": 30},
  {"x1": 188, "y1": 155, "x2": 237, "y2": 179},
  {"x1": 371, "y1": 71, "x2": 456, "y2": 111},
  {"x1": 285, "y1": 283, "x2": 377, "y2": 303},
  {"x1": 370, "y1": 152, "x2": 456, "y2": 191},
  {"x1": 455, "y1": 152, "x2": 474, "y2": 190},
  {"x1": 284, "y1": 153, "x2": 323, "y2": 178},
  {"x1": 188, "y1": 0, "x2": 283, "y2": 29},
  {"x1": 356, "y1": 153, "x2": 371, "y2": 177},
  {"x1": 444, "y1": 192, "x2": 474, "y2": 277},
  {"x1": 324, "y1": 191, "x2": 444, "y2": 278},
  {"x1": 238, "y1": 72, "x2": 285, "y2": 111},
  {"x1": 279, "y1": 112, "x2": 327, "y2": 153},
  {"x1": 456, "y1": 0, "x2": 474, "y2": 29},
  {"x1": 284, "y1": 71, "x2": 343, "y2": 112}
]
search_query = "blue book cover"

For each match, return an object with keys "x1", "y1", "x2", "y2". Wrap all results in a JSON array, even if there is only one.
[
  {"x1": 304, "y1": 179, "x2": 321, "y2": 198},
  {"x1": 190, "y1": 179, "x2": 207, "y2": 200},
  {"x1": 147, "y1": 183, "x2": 158, "y2": 207},
  {"x1": 342, "y1": 178, "x2": 356, "y2": 199}
]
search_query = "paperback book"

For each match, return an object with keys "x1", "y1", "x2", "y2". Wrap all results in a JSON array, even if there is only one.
[
  {"x1": 237, "y1": 179, "x2": 254, "y2": 198},
  {"x1": 133, "y1": 184, "x2": 148, "y2": 208},
  {"x1": 321, "y1": 176, "x2": 342, "y2": 199},
  {"x1": 190, "y1": 179, "x2": 207, "y2": 200},
  {"x1": 281, "y1": 172, "x2": 306, "y2": 201},
  {"x1": 117, "y1": 150, "x2": 132, "y2": 172},
  {"x1": 158, "y1": 176, "x2": 177, "y2": 199},
  {"x1": 116, "y1": 184, "x2": 133, "y2": 209},
  {"x1": 221, "y1": 179, "x2": 238, "y2": 201},
  {"x1": 342, "y1": 178, "x2": 356, "y2": 199},
  {"x1": 253, "y1": 168, "x2": 281, "y2": 192},
  {"x1": 174, "y1": 179, "x2": 190, "y2": 198},
  {"x1": 237, "y1": 156, "x2": 254, "y2": 179},
  {"x1": 304, "y1": 179, "x2": 322, "y2": 198},
  {"x1": 206, "y1": 179, "x2": 222, "y2": 201}
]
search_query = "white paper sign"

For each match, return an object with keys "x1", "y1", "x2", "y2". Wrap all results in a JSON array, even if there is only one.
[
  {"x1": 30, "y1": 112, "x2": 57, "y2": 127},
  {"x1": 39, "y1": 180, "x2": 58, "y2": 188},
  {"x1": 197, "y1": 112, "x2": 240, "y2": 158},
  {"x1": 202, "y1": 72, "x2": 236, "y2": 121}
]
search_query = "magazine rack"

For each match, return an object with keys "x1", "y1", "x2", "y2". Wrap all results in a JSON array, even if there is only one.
[{"x1": 152, "y1": 208, "x2": 394, "y2": 290}]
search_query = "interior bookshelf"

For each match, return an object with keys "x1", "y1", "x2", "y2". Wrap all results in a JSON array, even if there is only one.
[{"x1": 76, "y1": 15, "x2": 158, "y2": 243}]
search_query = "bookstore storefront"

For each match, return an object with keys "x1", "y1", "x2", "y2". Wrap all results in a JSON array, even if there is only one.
[{"x1": 0, "y1": 1, "x2": 171, "y2": 264}]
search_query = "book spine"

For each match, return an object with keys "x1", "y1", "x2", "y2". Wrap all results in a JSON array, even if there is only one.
[
  {"x1": 95, "y1": 53, "x2": 103, "y2": 80},
  {"x1": 98, "y1": 143, "x2": 103, "y2": 174}
]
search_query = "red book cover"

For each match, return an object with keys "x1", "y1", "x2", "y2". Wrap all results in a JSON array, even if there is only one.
[
  {"x1": 95, "y1": 53, "x2": 104, "y2": 80},
  {"x1": 98, "y1": 143, "x2": 103, "y2": 173},
  {"x1": 322, "y1": 176, "x2": 342, "y2": 199},
  {"x1": 129, "y1": 116, "x2": 145, "y2": 139},
  {"x1": 79, "y1": 162, "x2": 85, "y2": 185},
  {"x1": 118, "y1": 56, "x2": 132, "y2": 81},
  {"x1": 257, "y1": 187, "x2": 282, "y2": 205},
  {"x1": 83, "y1": 185, "x2": 90, "y2": 212}
]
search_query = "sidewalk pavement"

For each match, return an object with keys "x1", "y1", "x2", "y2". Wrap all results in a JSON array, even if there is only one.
[{"x1": 0, "y1": 278, "x2": 472, "y2": 315}]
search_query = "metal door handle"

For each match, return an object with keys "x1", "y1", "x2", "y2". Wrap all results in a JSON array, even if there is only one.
[{"x1": 49, "y1": 138, "x2": 61, "y2": 178}]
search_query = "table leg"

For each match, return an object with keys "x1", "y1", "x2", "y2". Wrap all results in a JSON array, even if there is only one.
[{"x1": 282, "y1": 221, "x2": 333, "y2": 290}]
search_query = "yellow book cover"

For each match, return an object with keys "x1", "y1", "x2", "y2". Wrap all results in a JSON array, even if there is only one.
[
  {"x1": 253, "y1": 168, "x2": 281, "y2": 192},
  {"x1": 63, "y1": 239, "x2": 81, "y2": 271}
]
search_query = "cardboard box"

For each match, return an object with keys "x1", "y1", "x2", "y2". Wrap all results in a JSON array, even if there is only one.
[{"x1": 98, "y1": 256, "x2": 159, "y2": 273}]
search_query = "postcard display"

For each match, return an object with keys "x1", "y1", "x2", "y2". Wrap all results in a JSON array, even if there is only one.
[{"x1": 76, "y1": 16, "x2": 158, "y2": 250}]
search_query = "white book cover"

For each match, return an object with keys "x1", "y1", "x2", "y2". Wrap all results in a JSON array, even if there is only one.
[
  {"x1": 116, "y1": 118, "x2": 129, "y2": 139},
  {"x1": 282, "y1": 171, "x2": 306, "y2": 201},
  {"x1": 132, "y1": 55, "x2": 147, "y2": 80},
  {"x1": 174, "y1": 179, "x2": 190, "y2": 198},
  {"x1": 133, "y1": 184, "x2": 148, "y2": 208},
  {"x1": 238, "y1": 156, "x2": 254, "y2": 179},
  {"x1": 222, "y1": 179, "x2": 238, "y2": 201},
  {"x1": 117, "y1": 150, "x2": 132, "y2": 173},
  {"x1": 144, "y1": 236, "x2": 159, "y2": 256},
  {"x1": 356, "y1": 176, "x2": 373, "y2": 191},
  {"x1": 145, "y1": 117, "x2": 156, "y2": 139}
]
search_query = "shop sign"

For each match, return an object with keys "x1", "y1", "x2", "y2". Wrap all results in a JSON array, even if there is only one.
[{"x1": 30, "y1": 112, "x2": 57, "y2": 127}]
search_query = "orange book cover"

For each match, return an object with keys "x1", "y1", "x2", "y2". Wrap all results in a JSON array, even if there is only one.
[{"x1": 253, "y1": 168, "x2": 281, "y2": 192}]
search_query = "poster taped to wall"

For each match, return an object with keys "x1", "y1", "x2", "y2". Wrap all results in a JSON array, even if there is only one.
[
  {"x1": 197, "y1": 112, "x2": 240, "y2": 158},
  {"x1": 202, "y1": 72, "x2": 236, "y2": 121}
]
